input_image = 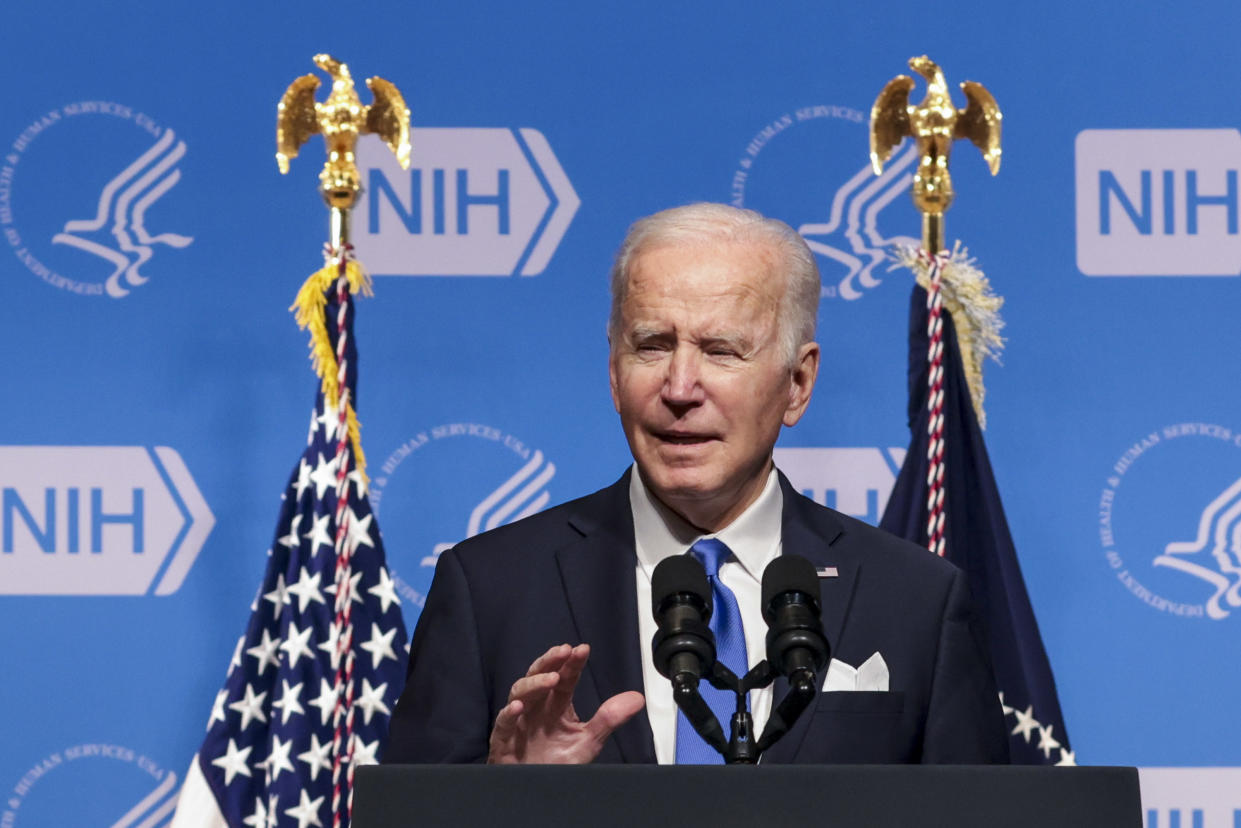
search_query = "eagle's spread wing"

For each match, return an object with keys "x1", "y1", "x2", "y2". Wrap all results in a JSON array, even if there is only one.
[
  {"x1": 870, "y1": 75, "x2": 915, "y2": 174},
  {"x1": 365, "y1": 76, "x2": 412, "y2": 170},
  {"x1": 955, "y1": 81, "x2": 1002, "y2": 175},
  {"x1": 276, "y1": 74, "x2": 321, "y2": 174}
]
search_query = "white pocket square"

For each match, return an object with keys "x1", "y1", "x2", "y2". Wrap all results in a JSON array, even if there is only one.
[{"x1": 822, "y1": 652, "x2": 889, "y2": 692}]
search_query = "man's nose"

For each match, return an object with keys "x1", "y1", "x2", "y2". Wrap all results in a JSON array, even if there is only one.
[{"x1": 661, "y1": 347, "x2": 705, "y2": 406}]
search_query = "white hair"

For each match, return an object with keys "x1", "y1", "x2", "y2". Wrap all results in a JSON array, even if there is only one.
[{"x1": 607, "y1": 203, "x2": 820, "y2": 365}]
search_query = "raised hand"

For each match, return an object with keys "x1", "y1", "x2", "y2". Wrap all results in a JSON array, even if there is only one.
[{"x1": 487, "y1": 643, "x2": 645, "y2": 764}]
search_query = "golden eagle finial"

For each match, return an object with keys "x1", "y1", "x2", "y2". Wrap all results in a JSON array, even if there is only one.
[
  {"x1": 870, "y1": 55, "x2": 1001, "y2": 221},
  {"x1": 276, "y1": 53, "x2": 411, "y2": 208}
]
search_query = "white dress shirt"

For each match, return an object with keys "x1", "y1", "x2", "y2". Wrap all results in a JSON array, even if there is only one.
[{"x1": 631, "y1": 464, "x2": 783, "y2": 764}]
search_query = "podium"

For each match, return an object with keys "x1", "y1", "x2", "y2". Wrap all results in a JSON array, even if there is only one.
[{"x1": 354, "y1": 764, "x2": 1141, "y2": 827}]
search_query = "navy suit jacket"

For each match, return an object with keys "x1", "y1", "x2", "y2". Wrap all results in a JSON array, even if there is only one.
[{"x1": 384, "y1": 470, "x2": 1008, "y2": 764}]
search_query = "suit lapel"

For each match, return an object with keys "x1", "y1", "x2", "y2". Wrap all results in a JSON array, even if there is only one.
[
  {"x1": 761, "y1": 473, "x2": 861, "y2": 763},
  {"x1": 779, "y1": 478, "x2": 858, "y2": 656},
  {"x1": 555, "y1": 472, "x2": 657, "y2": 764}
]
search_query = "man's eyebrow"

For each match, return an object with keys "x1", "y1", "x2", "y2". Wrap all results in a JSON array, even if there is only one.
[
  {"x1": 700, "y1": 332, "x2": 749, "y2": 349},
  {"x1": 626, "y1": 326, "x2": 756, "y2": 353},
  {"x1": 696, "y1": 330, "x2": 759, "y2": 357},
  {"x1": 627, "y1": 324, "x2": 670, "y2": 342}
]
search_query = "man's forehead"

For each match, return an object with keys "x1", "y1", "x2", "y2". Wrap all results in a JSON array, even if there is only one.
[
  {"x1": 619, "y1": 281, "x2": 780, "y2": 347},
  {"x1": 626, "y1": 240, "x2": 782, "y2": 297},
  {"x1": 632, "y1": 236, "x2": 776, "y2": 267}
]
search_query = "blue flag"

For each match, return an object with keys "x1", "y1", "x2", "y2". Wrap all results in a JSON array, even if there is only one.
[
  {"x1": 173, "y1": 259, "x2": 408, "y2": 827},
  {"x1": 880, "y1": 283, "x2": 1073, "y2": 766}
]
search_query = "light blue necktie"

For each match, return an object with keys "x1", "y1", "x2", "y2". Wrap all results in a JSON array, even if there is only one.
[{"x1": 675, "y1": 537, "x2": 748, "y2": 764}]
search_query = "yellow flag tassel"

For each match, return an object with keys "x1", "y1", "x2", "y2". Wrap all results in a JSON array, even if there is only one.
[
  {"x1": 892, "y1": 244, "x2": 1005, "y2": 429},
  {"x1": 290, "y1": 258, "x2": 373, "y2": 484}
]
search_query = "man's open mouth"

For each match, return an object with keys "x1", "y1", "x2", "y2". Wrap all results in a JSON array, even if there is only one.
[{"x1": 656, "y1": 431, "x2": 715, "y2": 445}]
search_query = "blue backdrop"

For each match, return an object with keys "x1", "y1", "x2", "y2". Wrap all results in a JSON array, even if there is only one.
[{"x1": 2, "y1": 1, "x2": 1240, "y2": 824}]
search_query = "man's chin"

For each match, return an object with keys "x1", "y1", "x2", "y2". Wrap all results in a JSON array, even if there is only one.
[
  {"x1": 634, "y1": 453, "x2": 774, "y2": 530},
  {"x1": 640, "y1": 469, "x2": 726, "y2": 509}
]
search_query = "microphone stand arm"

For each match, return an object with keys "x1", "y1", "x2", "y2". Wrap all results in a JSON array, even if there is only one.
[
  {"x1": 720, "y1": 661, "x2": 779, "y2": 764},
  {"x1": 670, "y1": 673, "x2": 728, "y2": 754},
  {"x1": 755, "y1": 666, "x2": 817, "y2": 753},
  {"x1": 671, "y1": 660, "x2": 820, "y2": 763},
  {"x1": 671, "y1": 661, "x2": 766, "y2": 763}
]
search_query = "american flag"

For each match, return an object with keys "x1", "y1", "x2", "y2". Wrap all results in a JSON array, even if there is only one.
[{"x1": 173, "y1": 256, "x2": 408, "y2": 828}]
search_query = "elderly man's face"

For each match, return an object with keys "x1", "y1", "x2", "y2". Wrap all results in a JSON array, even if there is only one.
[{"x1": 609, "y1": 239, "x2": 818, "y2": 530}]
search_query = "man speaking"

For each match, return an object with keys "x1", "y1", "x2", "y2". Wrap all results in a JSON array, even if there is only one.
[{"x1": 384, "y1": 203, "x2": 1008, "y2": 765}]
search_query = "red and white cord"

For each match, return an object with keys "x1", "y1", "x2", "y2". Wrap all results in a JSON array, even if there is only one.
[
  {"x1": 924, "y1": 251, "x2": 947, "y2": 558},
  {"x1": 325, "y1": 243, "x2": 358, "y2": 828}
]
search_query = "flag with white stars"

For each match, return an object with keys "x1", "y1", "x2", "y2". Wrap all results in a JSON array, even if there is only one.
[
  {"x1": 880, "y1": 269, "x2": 1074, "y2": 766},
  {"x1": 172, "y1": 255, "x2": 408, "y2": 827}
]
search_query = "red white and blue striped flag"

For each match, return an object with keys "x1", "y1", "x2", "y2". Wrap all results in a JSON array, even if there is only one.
[{"x1": 172, "y1": 248, "x2": 408, "y2": 828}]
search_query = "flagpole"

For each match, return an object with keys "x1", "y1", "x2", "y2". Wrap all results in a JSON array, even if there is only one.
[
  {"x1": 330, "y1": 207, "x2": 350, "y2": 249},
  {"x1": 923, "y1": 213, "x2": 943, "y2": 259}
]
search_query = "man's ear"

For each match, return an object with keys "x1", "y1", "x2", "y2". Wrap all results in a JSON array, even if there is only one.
[
  {"x1": 783, "y1": 341, "x2": 820, "y2": 427},
  {"x1": 608, "y1": 342, "x2": 621, "y2": 413}
]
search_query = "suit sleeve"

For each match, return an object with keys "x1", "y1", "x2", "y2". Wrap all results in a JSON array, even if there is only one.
[
  {"x1": 383, "y1": 548, "x2": 492, "y2": 763},
  {"x1": 921, "y1": 567, "x2": 1010, "y2": 763}
]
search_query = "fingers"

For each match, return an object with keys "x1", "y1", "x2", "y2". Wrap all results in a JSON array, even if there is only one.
[
  {"x1": 489, "y1": 698, "x2": 525, "y2": 750},
  {"x1": 522, "y1": 643, "x2": 574, "y2": 679},
  {"x1": 508, "y1": 643, "x2": 588, "y2": 712},
  {"x1": 490, "y1": 646, "x2": 644, "y2": 764},
  {"x1": 490, "y1": 644, "x2": 579, "y2": 764},
  {"x1": 545, "y1": 644, "x2": 590, "y2": 717},
  {"x1": 584, "y1": 690, "x2": 646, "y2": 744},
  {"x1": 488, "y1": 697, "x2": 527, "y2": 764},
  {"x1": 507, "y1": 670, "x2": 561, "y2": 707},
  {"x1": 505, "y1": 643, "x2": 574, "y2": 709}
]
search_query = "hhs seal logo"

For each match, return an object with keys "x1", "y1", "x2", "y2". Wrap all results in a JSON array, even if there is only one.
[
  {"x1": 1099, "y1": 423, "x2": 1241, "y2": 619},
  {"x1": 2, "y1": 744, "x2": 177, "y2": 826},
  {"x1": 730, "y1": 105, "x2": 919, "y2": 300},
  {"x1": 0, "y1": 102, "x2": 193, "y2": 298},
  {"x1": 368, "y1": 423, "x2": 556, "y2": 625}
]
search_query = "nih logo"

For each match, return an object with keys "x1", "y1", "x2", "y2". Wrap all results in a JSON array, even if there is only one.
[
  {"x1": 773, "y1": 447, "x2": 906, "y2": 526},
  {"x1": 1139, "y1": 767, "x2": 1241, "y2": 828},
  {"x1": 1076, "y1": 129, "x2": 1240, "y2": 276},
  {"x1": 354, "y1": 128, "x2": 579, "y2": 277},
  {"x1": 0, "y1": 446, "x2": 214, "y2": 595}
]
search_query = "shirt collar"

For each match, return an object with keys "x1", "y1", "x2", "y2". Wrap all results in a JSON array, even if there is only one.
[{"x1": 630, "y1": 463, "x2": 783, "y2": 581}]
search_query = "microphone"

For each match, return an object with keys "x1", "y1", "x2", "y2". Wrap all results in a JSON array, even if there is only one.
[
  {"x1": 754, "y1": 554, "x2": 830, "y2": 753},
  {"x1": 761, "y1": 555, "x2": 830, "y2": 681},
  {"x1": 650, "y1": 554, "x2": 715, "y2": 682},
  {"x1": 651, "y1": 554, "x2": 728, "y2": 756}
]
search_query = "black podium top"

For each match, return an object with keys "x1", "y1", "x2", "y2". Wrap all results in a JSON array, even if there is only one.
[{"x1": 354, "y1": 764, "x2": 1141, "y2": 828}]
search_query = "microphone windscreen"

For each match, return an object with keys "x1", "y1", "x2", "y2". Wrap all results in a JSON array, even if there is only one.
[
  {"x1": 761, "y1": 554, "x2": 820, "y2": 611},
  {"x1": 652, "y1": 554, "x2": 712, "y2": 617}
]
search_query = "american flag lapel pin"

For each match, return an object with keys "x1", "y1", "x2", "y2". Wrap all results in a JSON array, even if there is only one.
[{"x1": 816, "y1": 566, "x2": 839, "y2": 578}]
